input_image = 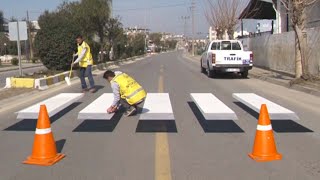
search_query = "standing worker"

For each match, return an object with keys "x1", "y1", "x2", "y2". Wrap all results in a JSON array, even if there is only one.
[
  {"x1": 72, "y1": 35, "x2": 96, "y2": 93},
  {"x1": 103, "y1": 70, "x2": 147, "y2": 117}
]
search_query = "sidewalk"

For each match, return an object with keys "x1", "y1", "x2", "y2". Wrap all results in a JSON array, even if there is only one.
[
  {"x1": 184, "y1": 53, "x2": 320, "y2": 97},
  {"x1": 0, "y1": 63, "x2": 44, "y2": 73},
  {"x1": 250, "y1": 67, "x2": 320, "y2": 96}
]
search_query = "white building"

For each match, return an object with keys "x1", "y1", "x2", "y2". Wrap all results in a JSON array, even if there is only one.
[
  {"x1": 234, "y1": 30, "x2": 250, "y2": 39},
  {"x1": 208, "y1": 26, "x2": 217, "y2": 41}
]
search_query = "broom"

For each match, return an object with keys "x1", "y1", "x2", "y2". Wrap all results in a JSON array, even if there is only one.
[{"x1": 65, "y1": 55, "x2": 75, "y2": 86}]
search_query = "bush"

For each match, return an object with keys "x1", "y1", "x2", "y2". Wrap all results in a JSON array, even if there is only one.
[
  {"x1": 34, "y1": 11, "x2": 80, "y2": 71},
  {"x1": 11, "y1": 58, "x2": 19, "y2": 66},
  {"x1": 31, "y1": 58, "x2": 38, "y2": 63}
]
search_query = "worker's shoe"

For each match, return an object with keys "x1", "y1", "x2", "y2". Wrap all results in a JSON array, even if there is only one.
[
  {"x1": 82, "y1": 88, "x2": 89, "y2": 93},
  {"x1": 124, "y1": 106, "x2": 137, "y2": 117},
  {"x1": 89, "y1": 88, "x2": 97, "y2": 93}
]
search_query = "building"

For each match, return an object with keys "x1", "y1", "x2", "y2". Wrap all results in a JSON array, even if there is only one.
[
  {"x1": 208, "y1": 26, "x2": 217, "y2": 41},
  {"x1": 278, "y1": 0, "x2": 320, "y2": 32},
  {"x1": 239, "y1": 0, "x2": 320, "y2": 34},
  {"x1": 234, "y1": 30, "x2": 250, "y2": 39},
  {"x1": 124, "y1": 26, "x2": 150, "y2": 38}
]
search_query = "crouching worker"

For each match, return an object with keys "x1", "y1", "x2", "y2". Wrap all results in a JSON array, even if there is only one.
[{"x1": 103, "y1": 70, "x2": 147, "y2": 116}]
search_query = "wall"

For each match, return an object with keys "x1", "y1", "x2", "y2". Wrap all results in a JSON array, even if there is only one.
[{"x1": 242, "y1": 26, "x2": 320, "y2": 76}]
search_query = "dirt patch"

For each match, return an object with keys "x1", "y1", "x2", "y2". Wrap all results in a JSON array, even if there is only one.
[{"x1": 0, "y1": 88, "x2": 35, "y2": 101}]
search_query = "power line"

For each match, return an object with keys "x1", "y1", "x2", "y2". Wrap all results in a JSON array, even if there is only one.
[{"x1": 114, "y1": 3, "x2": 186, "y2": 12}]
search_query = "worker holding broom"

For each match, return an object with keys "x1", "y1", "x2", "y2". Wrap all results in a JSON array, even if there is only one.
[
  {"x1": 72, "y1": 35, "x2": 96, "y2": 93},
  {"x1": 103, "y1": 70, "x2": 147, "y2": 117}
]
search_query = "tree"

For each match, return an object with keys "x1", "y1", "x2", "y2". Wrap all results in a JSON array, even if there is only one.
[
  {"x1": 149, "y1": 33, "x2": 162, "y2": 46},
  {"x1": 105, "y1": 17, "x2": 127, "y2": 60},
  {"x1": 75, "y1": 0, "x2": 111, "y2": 62},
  {"x1": 34, "y1": 11, "x2": 80, "y2": 71},
  {"x1": 104, "y1": 17, "x2": 124, "y2": 61},
  {"x1": 205, "y1": 0, "x2": 246, "y2": 39},
  {"x1": 0, "y1": 11, "x2": 4, "y2": 32},
  {"x1": 130, "y1": 34, "x2": 145, "y2": 56},
  {"x1": 280, "y1": 0, "x2": 319, "y2": 80}
]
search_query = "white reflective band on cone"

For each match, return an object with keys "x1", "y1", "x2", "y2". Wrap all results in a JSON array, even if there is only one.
[
  {"x1": 35, "y1": 128, "x2": 52, "y2": 135},
  {"x1": 257, "y1": 125, "x2": 272, "y2": 131}
]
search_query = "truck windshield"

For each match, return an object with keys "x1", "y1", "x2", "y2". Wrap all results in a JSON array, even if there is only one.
[{"x1": 221, "y1": 41, "x2": 241, "y2": 50}]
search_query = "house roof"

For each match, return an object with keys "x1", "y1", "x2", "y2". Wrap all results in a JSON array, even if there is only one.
[{"x1": 239, "y1": 0, "x2": 277, "y2": 20}]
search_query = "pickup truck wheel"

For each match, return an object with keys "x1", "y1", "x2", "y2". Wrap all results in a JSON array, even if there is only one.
[
  {"x1": 207, "y1": 65, "x2": 214, "y2": 78},
  {"x1": 201, "y1": 62, "x2": 206, "y2": 73},
  {"x1": 241, "y1": 71, "x2": 248, "y2": 78}
]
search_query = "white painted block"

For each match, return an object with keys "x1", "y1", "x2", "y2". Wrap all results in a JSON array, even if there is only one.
[
  {"x1": 5, "y1": 77, "x2": 11, "y2": 88},
  {"x1": 233, "y1": 93, "x2": 299, "y2": 120},
  {"x1": 78, "y1": 93, "x2": 115, "y2": 120},
  {"x1": 191, "y1": 93, "x2": 237, "y2": 120},
  {"x1": 140, "y1": 93, "x2": 174, "y2": 120},
  {"x1": 52, "y1": 76, "x2": 59, "y2": 84},
  {"x1": 34, "y1": 78, "x2": 48, "y2": 90},
  {"x1": 17, "y1": 93, "x2": 84, "y2": 119}
]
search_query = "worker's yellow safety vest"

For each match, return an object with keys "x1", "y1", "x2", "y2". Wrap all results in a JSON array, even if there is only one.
[
  {"x1": 77, "y1": 41, "x2": 93, "y2": 68},
  {"x1": 111, "y1": 73, "x2": 146, "y2": 105}
]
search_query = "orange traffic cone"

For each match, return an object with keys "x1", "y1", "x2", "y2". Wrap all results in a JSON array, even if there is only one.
[
  {"x1": 248, "y1": 104, "x2": 282, "y2": 162},
  {"x1": 23, "y1": 105, "x2": 65, "y2": 166}
]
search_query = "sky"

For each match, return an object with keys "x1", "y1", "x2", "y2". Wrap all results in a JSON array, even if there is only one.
[{"x1": 0, "y1": 0, "x2": 271, "y2": 38}]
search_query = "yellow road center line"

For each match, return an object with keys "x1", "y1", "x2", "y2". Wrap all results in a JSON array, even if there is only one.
[
  {"x1": 155, "y1": 133, "x2": 172, "y2": 180},
  {"x1": 155, "y1": 68, "x2": 172, "y2": 180}
]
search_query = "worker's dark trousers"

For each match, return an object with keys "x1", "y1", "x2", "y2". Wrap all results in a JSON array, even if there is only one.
[
  {"x1": 119, "y1": 98, "x2": 144, "y2": 110},
  {"x1": 79, "y1": 65, "x2": 95, "y2": 90},
  {"x1": 120, "y1": 99, "x2": 132, "y2": 110}
]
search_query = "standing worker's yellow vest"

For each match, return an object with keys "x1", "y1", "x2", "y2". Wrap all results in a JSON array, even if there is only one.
[
  {"x1": 77, "y1": 41, "x2": 93, "y2": 68},
  {"x1": 111, "y1": 73, "x2": 147, "y2": 105}
]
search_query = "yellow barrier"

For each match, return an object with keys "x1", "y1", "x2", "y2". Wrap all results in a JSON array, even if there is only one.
[{"x1": 11, "y1": 78, "x2": 35, "y2": 88}]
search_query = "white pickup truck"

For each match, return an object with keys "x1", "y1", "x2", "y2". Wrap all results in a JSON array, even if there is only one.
[{"x1": 200, "y1": 40, "x2": 253, "y2": 78}]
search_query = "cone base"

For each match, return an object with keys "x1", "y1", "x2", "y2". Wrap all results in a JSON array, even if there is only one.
[
  {"x1": 248, "y1": 153, "x2": 282, "y2": 162},
  {"x1": 23, "y1": 153, "x2": 65, "y2": 166}
]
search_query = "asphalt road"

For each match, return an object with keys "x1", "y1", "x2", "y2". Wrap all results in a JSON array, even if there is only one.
[
  {"x1": 0, "y1": 65, "x2": 47, "y2": 87},
  {"x1": 0, "y1": 51, "x2": 320, "y2": 180}
]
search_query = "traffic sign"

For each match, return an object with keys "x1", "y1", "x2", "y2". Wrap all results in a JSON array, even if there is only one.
[{"x1": 9, "y1": 21, "x2": 28, "y2": 41}]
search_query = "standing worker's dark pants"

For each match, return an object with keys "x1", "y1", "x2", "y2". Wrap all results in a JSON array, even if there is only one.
[{"x1": 79, "y1": 65, "x2": 95, "y2": 90}]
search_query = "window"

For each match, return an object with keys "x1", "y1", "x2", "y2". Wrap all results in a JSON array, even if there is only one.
[
  {"x1": 211, "y1": 42, "x2": 217, "y2": 50},
  {"x1": 221, "y1": 41, "x2": 231, "y2": 50},
  {"x1": 216, "y1": 42, "x2": 221, "y2": 50},
  {"x1": 231, "y1": 42, "x2": 241, "y2": 50},
  {"x1": 211, "y1": 42, "x2": 220, "y2": 50}
]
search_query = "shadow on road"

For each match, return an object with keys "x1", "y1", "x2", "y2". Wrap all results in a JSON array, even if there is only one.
[
  {"x1": 73, "y1": 111, "x2": 123, "y2": 132},
  {"x1": 234, "y1": 102, "x2": 313, "y2": 133},
  {"x1": 4, "y1": 102, "x2": 82, "y2": 131},
  {"x1": 136, "y1": 120, "x2": 177, "y2": 133},
  {"x1": 188, "y1": 102, "x2": 244, "y2": 133},
  {"x1": 201, "y1": 71, "x2": 249, "y2": 80},
  {"x1": 56, "y1": 139, "x2": 66, "y2": 153}
]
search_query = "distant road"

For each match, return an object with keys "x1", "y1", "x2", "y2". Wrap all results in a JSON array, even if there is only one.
[{"x1": 0, "y1": 65, "x2": 47, "y2": 87}]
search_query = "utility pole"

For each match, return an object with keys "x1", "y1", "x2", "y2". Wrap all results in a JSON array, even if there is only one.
[
  {"x1": 27, "y1": 10, "x2": 34, "y2": 60},
  {"x1": 144, "y1": 8, "x2": 147, "y2": 54},
  {"x1": 16, "y1": 21, "x2": 22, "y2": 76},
  {"x1": 181, "y1": 16, "x2": 190, "y2": 41},
  {"x1": 191, "y1": 0, "x2": 195, "y2": 56}
]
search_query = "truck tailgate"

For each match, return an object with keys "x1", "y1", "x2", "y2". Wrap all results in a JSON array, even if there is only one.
[{"x1": 215, "y1": 51, "x2": 251, "y2": 65}]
